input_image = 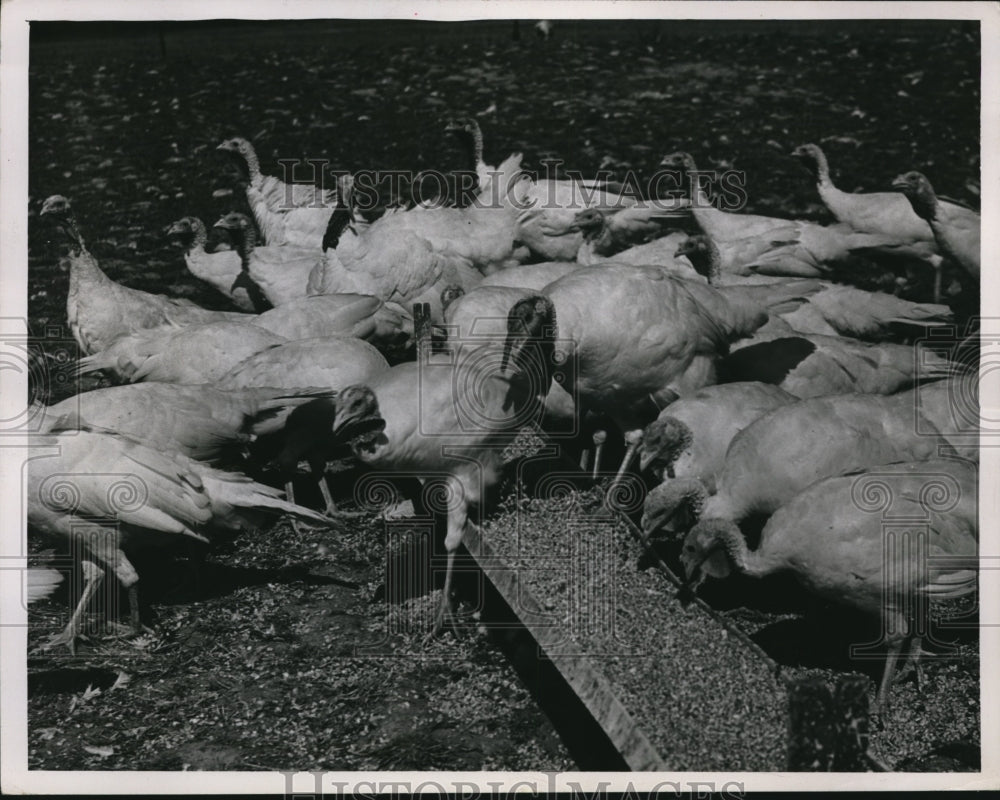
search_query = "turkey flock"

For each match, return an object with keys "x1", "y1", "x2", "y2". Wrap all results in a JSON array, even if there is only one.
[{"x1": 29, "y1": 118, "x2": 980, "y2": 718}]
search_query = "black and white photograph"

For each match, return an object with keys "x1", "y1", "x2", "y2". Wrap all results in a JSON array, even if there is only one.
[{"x1": 1, "y1": 0, "x2": 997, "y2": 793}]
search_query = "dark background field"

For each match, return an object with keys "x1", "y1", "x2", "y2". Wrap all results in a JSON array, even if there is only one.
[{"x1": 25, "y1": 18, "x2": 981, "y2": 772}]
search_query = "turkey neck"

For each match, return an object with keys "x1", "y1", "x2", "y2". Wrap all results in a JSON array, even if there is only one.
[
  {"x1": 322, "y1": 205, "x2": 352, "y2": 251},
  {"x1": 807, "y1": 149, "x2": 832, "y2": 188},
  {"x1": 234, "y1": 224, "x2": 257, "y2": 268},
  {"x1": 240, "y1": 145, "x2": 264, "y2": 189},
  {"x1": 907, "y1": 186, "x2": 939, "y2": 222},
  {"x1": 62, "y1": 217, "x2": 111, "y2": 287},
  {"x1": 686, "y1": 163, "x2": 725, "y2": 235},
  {"x1": 689, "y1": 240, "x2": 723, "y2": 284},
  {"x1": 189, "y1": 221, "x2": 209, "y2": 252},
  {"x1": 662, "y1": 419, "x2": 694, "y2": 474},
  {"x1": 452, "y1": 124, "x2": 484, "y2": 173},
  {"x1": 583, "y1": 217, "x2": 615, "y2": 255},
  {"x1": 711, "y1": 523, "x2": 775, "y2": 578}
]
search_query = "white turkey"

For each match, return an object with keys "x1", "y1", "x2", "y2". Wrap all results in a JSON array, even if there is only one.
[
  {"x1": 680, "y1": 457, "x2": 977, "y2": 714},
  {"x1": 166, "y1": 216, "x2": 257, "y2": 311},
  {"x1": 40, "y1": 195, "x2": 247, "y2": 355},
  {"x1": 28, "y1": 428, "x2": 330, "y2": 652},
  {"x1": 75, "y1": 321, "x2": 288, "y2": 385},
  {"x1": 216, "y1": 136, "x2": 338, "y2": 249},
  {"x1": 641, "y1": 384, "x2": 957, "y2": 539}
]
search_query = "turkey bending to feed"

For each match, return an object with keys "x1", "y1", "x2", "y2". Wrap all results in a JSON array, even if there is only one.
[
  {"x1": 641, "y1": 384, "x2": 957, "y2": 540},
  {"x1": 264, "y1": 385, "x2": 386, "y2": 519},
  {"x1": 638, "y1": 382, "x2": 797, "y2": 490},
  {"x1": 680, "y1": 457, "x2": 977, "y2": 714},
  {"x1": 353, "y1": 349, "x2": 546, "y2": 636}
]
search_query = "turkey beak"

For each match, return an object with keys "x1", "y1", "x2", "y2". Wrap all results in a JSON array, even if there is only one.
[
  {"x1": 641, "y1": 495, "x2": 686, "y2": 538},
  {"x1": 640, "y1": 504, "x2": 665, "y2": 538},
  {"x1": 332, "y1": 401, "x2": 387, "y2": 451},
  {"x1": 166, "y1": 221, "x2": 185, "y2": 237},
  {"x1": 333, "y1": 400, "x2": 373, "y2": 437},
  {"x1": 637, "y1": 446, "x2": 656, "y2": 474},
  {"x1": 674, "y1": 244, "x2": 689, "y2": 259},
  {"x1": 679, "y1": 546, "x2": 715, "y2": 600},
  {"x1": 890, "y1": 176, "x2": 910, "y2": 192}
]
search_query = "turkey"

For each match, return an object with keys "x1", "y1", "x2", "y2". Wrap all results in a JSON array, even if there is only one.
[
  {"x1": 40, "y1": 195, "x2": 247, "y2": 355},
  {"x1": 570, "y1": 209, "x2": 693, "y2": 271},
  {"x1": 263, "y1": 386, "x2": 386, "y2": 518},
  {"x1": 680, "y1": 457, "x2": 977, "y2": 713},
  {"x1": 214, "y1": 211, "x2": 321, "y2": 307},
  {"x1": 678, "y1": 234, "x2": 953, "y2": 340},
  {"x1": 892, "y1": 171, "x2": 980, "y2": 281},
  {"x1": 792, "y1": 144, "x2": 943, "y2": 303},
  {"x1": 515, "y1": 182, "x2": 686, "y2": 262},
  {"x1": 637, "y1": 382, "x2": 797, "y2": 490},
  {"x1": 216, "y1": 136, "x2": 338, "y2": 249},
  {"x1": 38, "y1": 383, "x2": 336, "y2": 462},
  {"x1": 791, "y1": 144, "x2": 934, "y2": 242},
  {"x1": 791, "y1": 143, "x2": 945, "y2": 300},
  {"x1": 441, "y1": 285, "x2": 576, "y2": 431},
  {"x1": 75, "y1": 321, "x2": 288, "y2": 385},
  {"x1": 217, "y1": 336, "x2": 390, "y2": 392},
  {"x1": 478, "y1": 261, "x2": 583, "y2": 291},
  {"x1": 251, "y1": 294, "x2": 414, "y2": 358},
  {"x1": 444, "y1": 116, "x2": 495, "y2": 200},
  {"x1": 717, "y1": 333, "x2": 955, "y2": 398},
  {"x1": 641, "y1": 385, "x2": 956, "y2": 539},
  {"x1": 660, "y1": 153, "x2": 901, "y2": 278},
  {"x1": 166, "y1": 216, "x2": 256, "y2": 311},
  {"x1": 502, "y1": 265, "x2": 760, "y2": 431},
  {"x1": 345, "y1": 347, "x2": 546, "y2": 635},
  {"x1": 304, "y1": 165, "x2": 530, "y2": 322},
  {"x1": 501, "y1": 264, "x2": 812, "y2": 478},
  {"x1": 659, "y1": 152, "x2": 797, "y2": 241},
  {"x1": 28, "y1": 429, "x2": 330, "y2": 652}
]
